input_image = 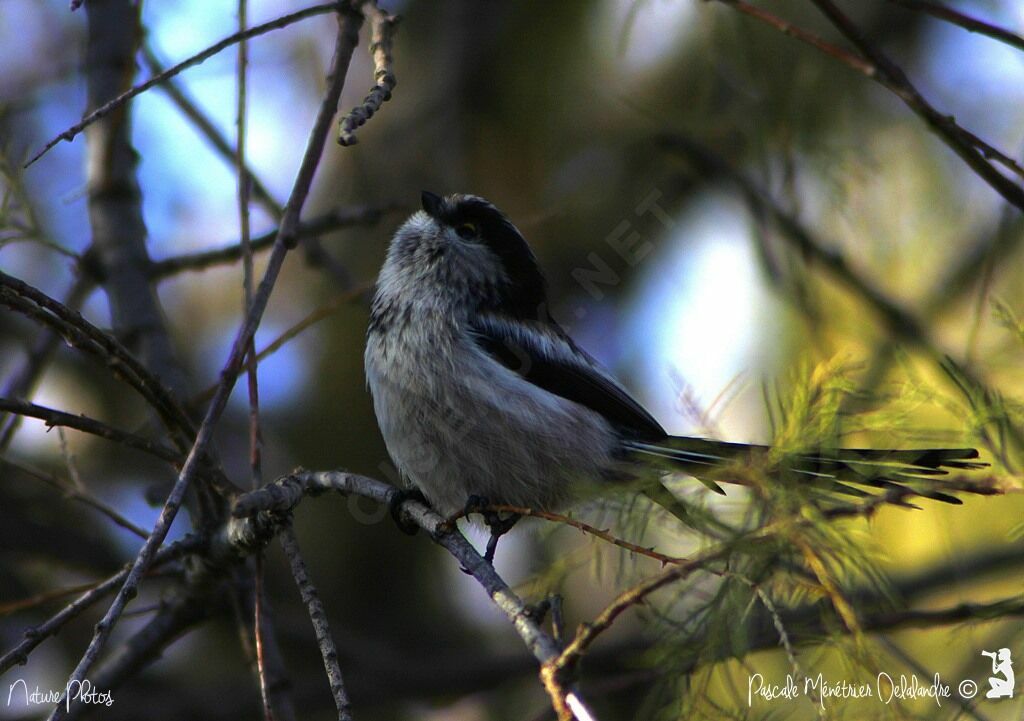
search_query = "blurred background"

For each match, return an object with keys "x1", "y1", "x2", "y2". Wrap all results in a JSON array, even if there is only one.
[{"x1": 1, "y1": 1, "x2": 1023, "y2": 719}]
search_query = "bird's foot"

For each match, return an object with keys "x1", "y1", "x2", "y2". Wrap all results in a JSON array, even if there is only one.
[
  {"x1": 389, "y1": 487, "x2": 428, "y2": 536},
  {"x1": 461, "y1": 494, "x2": 522, "y2": 565}
]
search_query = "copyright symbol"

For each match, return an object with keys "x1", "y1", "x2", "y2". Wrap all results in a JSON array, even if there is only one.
[{"x1": 958, "y1": 679, "x2": 978, "y2": 699}]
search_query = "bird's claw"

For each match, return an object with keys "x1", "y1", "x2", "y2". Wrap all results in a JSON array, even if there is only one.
[{"x1": 389, "y1": 487, "x2": 428, "y2": 536}]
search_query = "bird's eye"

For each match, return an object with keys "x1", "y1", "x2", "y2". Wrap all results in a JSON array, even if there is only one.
[{"x1": 455, "y1": 222, "x2": 478, "y2": 240}]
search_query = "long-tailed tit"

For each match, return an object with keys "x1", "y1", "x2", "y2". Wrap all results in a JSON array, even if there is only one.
[{"x1": 365, "y1": 192, "x2": 986, "y2": 533}]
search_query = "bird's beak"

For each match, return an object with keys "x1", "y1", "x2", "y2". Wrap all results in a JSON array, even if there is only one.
[{"x1": 421, "y1": 190, "x2": 443, "y2": 219}]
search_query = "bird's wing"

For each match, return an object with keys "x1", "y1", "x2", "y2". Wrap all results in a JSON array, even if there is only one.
[{"x1": 468, "y1": 314, "x2": 666, "y2": 439}]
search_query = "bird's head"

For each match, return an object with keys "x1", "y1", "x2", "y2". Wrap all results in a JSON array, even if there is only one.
[{"x1": 377, "y1": 192, "x2": 548, "y2": 319}]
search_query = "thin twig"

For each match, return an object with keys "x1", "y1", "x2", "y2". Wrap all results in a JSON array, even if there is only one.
[
  {"x1": 886, "y1": 0, "x2": 1024, "y2": 54},
  {"x1": 710, "y1": 0, "x2": 1024, "y2": 208},
  {"x1": 715, "y1": 0, "x2": 875, "y2": 75},
  {"x1": 140, "y1": 44, "x2": 280, "y2": 218},
  {"x1": 0, "y1": 274, "x2": 94, "y2": 452},
  {"x1": 0, "y1": 581, "x2": 107, "y2": 617},
  {"x1": 141, "y1": 37, "x2": 362, "y2": 287},
  {"x1": 148, "y1": 207, "x2": 392, "y2": 280},
  {"x1": 660, "y1": 134, "x2": 1024, "y2": 455},
  {"x1": 448, "y1": 503, "x2": 691, "y2": 567},
  {"x1": 0, "y1": 397, "x2": 180, "y2": 463},
  {"x1": 25, "y1": 2, "x2": 344, "y2": 168},
  {"x1": 235, "y1": 4, "x2": 272, "y2": 717},
  {"x1": 189, "y1": 284, "x2": 372, "y2": 408},
  {"x1": 547, "y1": 546, "x2": 730, "y2": 684},
  {"x1": 280, "y1": 524, "x2": 353, "y2": 721},
  {"x1": 806, "y1": 0, "x2": 1024, "y2": 202},
  {"x1": 236, "y1": 0, "x2": 262, "y2": 495},
  {"x1": 230, "y1": 574, "x2": 298, "y2": 721},
  {"x1": 0, "y1": 535, "x2": 199, "y2": 674},
  {"x1": 230, "y1": 470, "x2": 589, "y2": 719},
  {"x1": 0, "y1": 272, "x2": 196, "y2": 447},
  {"x1": 47, "y1": 11, "x2": 365, "y2": 719},
  {"x1": 1, "y1": 458, "x2": 150, "y2": 539},
  {"x1": 338, "y1": 1, "x2": 398, "y2": 146}
]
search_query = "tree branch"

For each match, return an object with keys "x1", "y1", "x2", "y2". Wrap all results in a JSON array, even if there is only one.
[
  {"x1": 83, "y1": 0, "x2": 189, "y2": 400},
  {"x1": 1, "y1": 458, "x2": 149, "y2": 539},
  {"x1": 279, "y1": 524, "x2": 353, "y2": 721},
  {"x1": 25, "y1": 2, "x2": 344, "y2": 168},
  {"x1": 0, "y1": 397, "x2": 180, "y2": 463},
  {"x1": 231, "y1": 470, "x2": 593, "y2": 719},
  {"x1": 886, "y1": 0, "x2": 1024, "y2": 54},
  {"x1": 0, "y1": 272, "x2": 196, "y2": 450},
  {"x1": 148, "y1": 206, "x2": 392, "y2": 280},
  {"x1": 46, "y1": 9, "x2": 366, "y2": 719},
  {"x1": 0, "y1": 274, "x2": 94, "y2": 452},
  {"x1": 140, "y1": 44, "x2": 280, "y2": 219},
  {"x1": 710, "y1": 0, "x2": 1024, "y2": 210},
  {"x1": 0, "y1": 535, "x2": 200, "y2": 675},
  {"x1": 806, "y1": 0, "x2": 1024, "y2": 199},
  {"x1": 337, "y1": 1, "x2": 398, "y2": 146}
]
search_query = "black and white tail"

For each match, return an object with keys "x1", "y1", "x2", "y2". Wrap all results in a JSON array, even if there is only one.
[{"x1": 625, "y1": 437, "x2": 991, "y2": 506}]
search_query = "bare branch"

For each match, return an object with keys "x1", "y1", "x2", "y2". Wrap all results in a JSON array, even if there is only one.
[
  {"x1": 0, "y1": 397, "x2": 180, "y2": 463},
  {"x1": 710, "y1": 0, "x2": 1024, "y2": 210},
  {"x1": 548, "y1": 547, "x2": 729, "y2": 683},
  {"x1": 338, "y1": 1, "x2": 398, "y2": 146},
  {"x1": 82, "y1": 0, "x2": 189, "y2": 400},
  {"x1": 25, "y1": 2, "x2": 344, "y2": 168},
  {"x1": 230, "y1": 570, "x2": 298, "y2": 721},
  {"x1": 449, "y1": 503, "x2": 692, "y2": 567},
  {"x1": 140, "y1": 45, "x2": 280, "y2": 219},
  {"x1": 0, "y1": 275, "x2": 94, "y2": 452},
  {"x1": 806, "y1": 0, "x2": 1024, "y2": 202},
  {"x1": 280, "y1": 524, "x2": 353, "y2": 721},
  {"x1": 886, "y1": 0, "x2": 1024, "y2": 54},
  {"x1": 1, "y1": 458, "x2": 149, "y2": 539},
  {"x1": 0, "y1": 535, "x2": 199, "y2": 674},
  {"x1": 230, "y1": 470, "x2": 593, "y2": 719},
  {"x1": 148, "y1": 207, "x2": 392, "y2": 280},
  {"x1": 45, "y1": 11, "x2": 366, "y2": 719},
  {"x1": 189, "y1": 285, "x2": 371, "y2": 408},
  {"x1": 714, "y1": 0, "x2": 874, "y2": 75},
  {"x1": 0, "y1": 272, "x2": 196, "y2": 448}
]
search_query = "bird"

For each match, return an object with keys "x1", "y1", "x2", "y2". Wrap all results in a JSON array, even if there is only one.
[{"x1": 364, "y1": 191, "x2": 988, "y2": 547}]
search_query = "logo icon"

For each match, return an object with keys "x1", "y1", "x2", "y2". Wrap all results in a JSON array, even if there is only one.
[{"x1": 981, "y1": 648, "x2": 1014, "y2": 699}]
